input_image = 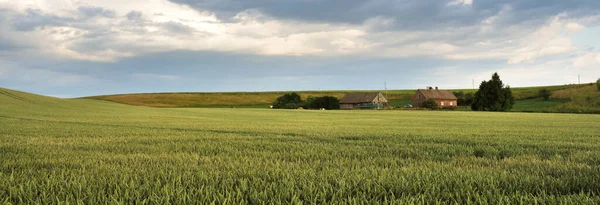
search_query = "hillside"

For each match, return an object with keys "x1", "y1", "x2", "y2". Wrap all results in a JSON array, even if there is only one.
[
  {"x1": 0, "y1": 88, "x2": 145, "y2": 120},
  {"x1": 84, "y1": 90, "x2": 416, "y2": 108},
  {"x1": 2, "y1": 87, "x2": 600, "y2": 203},
  {"x1": 83, "y1": 84, "x2": 598, "y2": 112}
]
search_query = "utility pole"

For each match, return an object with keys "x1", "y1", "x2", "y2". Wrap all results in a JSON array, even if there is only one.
[
  {"x1": 578, "y1": 75, "x2": 580, "y2": 84},
  {"x1": 384, "y1": 82, "x2": 388, "y2": 100}
]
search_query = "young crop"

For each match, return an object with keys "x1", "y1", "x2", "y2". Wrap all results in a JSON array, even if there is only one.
[{"x1": 1, "y1": 88, "x2": 600, "y2": 204}]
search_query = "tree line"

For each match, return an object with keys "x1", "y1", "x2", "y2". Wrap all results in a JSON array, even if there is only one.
[{"x1": 272, "y1": 93, "x2": 340, "y2": 110}]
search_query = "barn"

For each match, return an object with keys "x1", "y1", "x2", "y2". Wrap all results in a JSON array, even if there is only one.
[
  {"x1": 412, "y1": 87, "x2": 458, "y2": 108},
  {"x1": 339, "y1": 92, "x2": 388, "y2": 109}
]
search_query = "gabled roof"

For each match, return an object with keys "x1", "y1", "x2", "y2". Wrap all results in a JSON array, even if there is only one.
[
  {"x1": 339, "y1": 92, "x2": 385, "y2": 104},
  {"x1": 417, "y1": 89, "x2": 457, "y2": 100}
]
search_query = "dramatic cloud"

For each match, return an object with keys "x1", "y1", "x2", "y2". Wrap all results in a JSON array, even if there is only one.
[
  {"x1": 0, "y1": 0, "x2": 599, "y2": 96},
  {"x1": 1, "y1": 0, "x2": 598, "y2": 62}
]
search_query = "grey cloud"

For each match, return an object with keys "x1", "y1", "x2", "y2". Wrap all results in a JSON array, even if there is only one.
[
  {"x1": 10, "y1": 6, "x2": 118, "y2": 32},
  {"x1": 168, "y1": 0, "x2": 600, "y2": 30},
  {"x1": 126, "y1": 11, "x2": 143, "y2": 21},
  {"x1": 161, "y1": 21, "x2": 196, "y2": 33},
  {"x1": 10, "y1": 9, "x2": 74, "y2": 31},
  {"x1": 78, "y1": 6, "x2": 116, "y2": 18},
  {"x1": 0, "y1": 38, "x2": 21, "y2": 51}
]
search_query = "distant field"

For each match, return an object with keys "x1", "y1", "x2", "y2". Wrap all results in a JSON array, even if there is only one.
[
  {"x1": 84, "y1": 84, "x2": 597, "y2": 112},
  {"x1": 84, "y1": 90, "x2": 417, "y2": 108},
  {"x1": 2, "y1": 88, "x2": 600, "y2": 204}
]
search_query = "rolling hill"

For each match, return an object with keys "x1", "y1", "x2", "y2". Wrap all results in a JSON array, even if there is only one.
[
  {"x1": 83, "y1": 83, "x2": 599, "y2": 113},
  {"x1": 2, "y1": 87, "x2": 600, "y2": 203}
]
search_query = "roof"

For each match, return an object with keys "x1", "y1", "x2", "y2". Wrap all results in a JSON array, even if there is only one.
[
  {"x1": 339, "y1": 92, "x2": 384, "y2": 104},
  {"x1": 417, "y1": 89, "x2": 458, "y2": 100}
]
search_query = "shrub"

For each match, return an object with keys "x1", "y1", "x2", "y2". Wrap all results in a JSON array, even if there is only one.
[
  {"x1": 453, "y1": 91, "x2": 475, "y2": 106},
  {"x1": 422, "y1": 99, "x2": 438, "y2": 109},
  {"x1": 538, "y1": 88, "x2": 551, "y2": 100},
  {"x1": 308, "y1": 96, "x2": 340, "y2": 110},
  {"x1": 453, "y1": 91, "x2": 465, "y2": 105},
  {"x1": 464, "y1": 93, "x2": 474, "y2": 106},
  {"x1": 272, "y1": 93, "x2": 303, "y2": 109}
]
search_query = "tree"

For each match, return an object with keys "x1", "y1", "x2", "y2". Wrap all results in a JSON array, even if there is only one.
[
  {"x1": 538, "y1": 88, "x2": 551, "y2": 100},
  {"x1": 308, "y1": 96, "x2": 340, "y2": 110},
  {"x1": 453, "y1": 91, "x2": 465, "y2": 105},
  {"x1": 452, "y1": 91, "x2": 474, "y2": 106},
  {"x1": 597, "y1": 78, "x2": 600, "y2": 91},
  {"x1": 471, "y1": 72, "x2": 515, "y2": 111},
  {"x1": 272, "y1": 93, "x2": 304, "y2": 109},
  {"x1": 464, "y1": 93, "x2": 474, "y2": 106},
  {"x1": 422, "y1": 99, "x2": 438, "y2": 109}
]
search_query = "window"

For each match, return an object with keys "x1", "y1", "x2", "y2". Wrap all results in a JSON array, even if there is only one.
[
  {"x1": 450, "y1": 102, "x2": 453, "y2": 106},
  {"x1": 441, "y1": 102, "x2": 444, "y2": 106}
]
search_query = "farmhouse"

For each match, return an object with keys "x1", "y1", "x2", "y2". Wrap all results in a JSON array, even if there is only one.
[
  {"x1": 339, "y1": 92, "x2": 388, "y2": 109},
  {"x1": 412, "y1": 87, "x2": 458, "y2": 108}
]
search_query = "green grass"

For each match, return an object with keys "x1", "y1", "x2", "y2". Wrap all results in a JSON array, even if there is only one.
[
  {"x1": 83, "y1": 84, "x2": 596, "y2": 114},
  {"x1": 507, "y1": 84, "x2": 600, "y2": 114},
  {"x1": 2, "y1": 88, "x2": 600, "y2": 204},
  {"x1": 511, "y1": 99, "x2": 570, "y2": 112}
]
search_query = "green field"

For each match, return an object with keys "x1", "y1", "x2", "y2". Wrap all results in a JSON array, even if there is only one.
[
  {"x1": 2, "y1": 87, "x2": 600, "y2": 204},
  {"x1": 84, "y1": 84, "x2": 600, "y2": 114}
]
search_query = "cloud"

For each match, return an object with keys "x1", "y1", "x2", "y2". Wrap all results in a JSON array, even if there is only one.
[
  {"x1": 78, "y1": 6, "x2": 116, "y2": 18},
  {"x1": 10, "y1": 9, "x2": 73, "y2": 31},
  {"x1": 572, "y1": 52, "x2": 600, "y2": 68},
  {"x1": 565, "y1": 22, "x2": 585, "y2": 34},
  {"x1": 126, "y1": 11, "x2": 142, "y2": 21},
  {"x1": 448, "y1": 0, "x2": 473, "y2": 6},
  {"x1": 0, "y1": 0, "x2": 598, "y2": 66}
]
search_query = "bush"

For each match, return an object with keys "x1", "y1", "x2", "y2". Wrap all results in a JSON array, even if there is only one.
[
  {"x1": 464, "y1": 93, "x2": 474, "y2": 105},
  {"x1": 453, "y1": 91, "x2": 465, "y2": 105},
  {"x1": 471, "y1": 72, "x2": 515, "y2": 111},
  {"x1": 453, "y1": 91, "x2": 475, "y2": 106},
  {"x1": 539, "y1": 88, "x2": 551, "y2": 100},
  {"x1": 272, "y1": 93, "x2": 303, "y2": 109},
  {"x1": 422, "y1": 99, "x2": 438, "y2": 109},
  {"x1": 308, "y1": 96, "x2": 340, "y2": 110}
]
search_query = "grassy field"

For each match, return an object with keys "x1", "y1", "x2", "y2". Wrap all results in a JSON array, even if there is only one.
[
  {"x1": 84, "y1": 84, "x2": 598, "y2": 113},
  {"x1": 84, "y1": 90, "x2": 418, "y2": 108},
  {"x1": 510, "y1": 98, "x2": 569, "y2": 112},
  {"x1": 2, "y1": 87, "x2": 600, "y2": 204}
]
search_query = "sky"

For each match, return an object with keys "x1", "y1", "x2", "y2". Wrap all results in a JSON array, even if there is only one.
[{"x1": 0, "y1": 0, "x2": 599, "y2": 98}]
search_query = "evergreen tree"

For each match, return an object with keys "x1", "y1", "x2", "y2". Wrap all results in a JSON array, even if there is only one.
[{"x1": 471, "y1": 73, "x2": 515, "y2": 111}]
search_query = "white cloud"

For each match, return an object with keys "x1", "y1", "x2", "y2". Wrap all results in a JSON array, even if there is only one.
[
  {"x1": 448, "y1": 0, "x2": 473, "y2": 6},
  {"x1": 445, "y1": 15, "x2": 581, "y2": 64},
  {"x1": 573, "y1": 52, "x2": 600, "y2": 68},
  {"x1": 565, "y1": 22, "x2": 585, "y2": 34},
  {"x1": 0, "y1": 0, "x2": 597, "y2": 68},
  {"x1": 0, "y1": 0, "x2": 373, "y2": 61}
]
